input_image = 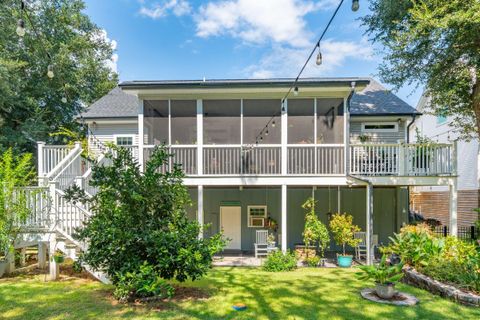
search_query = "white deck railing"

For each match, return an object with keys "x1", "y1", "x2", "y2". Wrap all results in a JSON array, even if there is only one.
[
  {"x1": 39, "y1": 144, "x2": 72, "y2": 176},
  {"x1": 14, "y1": 187, "x2": 50, "y2": 229},
  {"x1": 350, "y1": 143, "x2": 455, "y2": 176},
  {"x1": 144, "y1": 145, "x2": 197, "y2": 174},
  {"x1": 55, "y1": 189, "x2": 91, "y2": 243},
  {"x1": 287, "y1": 145, "x2": 344, "y2": 175}
]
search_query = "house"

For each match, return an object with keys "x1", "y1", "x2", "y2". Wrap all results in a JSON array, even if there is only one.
[
  {"x1": 20, "y1": 77, "x2": 458, "y2": 281},
  {"x1": 410, "y1": 94, "x2": 479, "y2": 228}
]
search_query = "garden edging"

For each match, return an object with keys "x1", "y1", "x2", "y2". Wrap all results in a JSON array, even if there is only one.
[{"x1": 402, "y1": 267, "x2": 480, "y2": 307}]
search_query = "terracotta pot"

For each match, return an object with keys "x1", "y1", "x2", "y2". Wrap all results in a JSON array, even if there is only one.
[{"x1": 375, "y1": 282, "x2": 396, "y2": 299}]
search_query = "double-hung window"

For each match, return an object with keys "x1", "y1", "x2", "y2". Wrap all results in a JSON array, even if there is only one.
[{"x1": 247, "y1": 205, "x2": 267, "y2": 227}]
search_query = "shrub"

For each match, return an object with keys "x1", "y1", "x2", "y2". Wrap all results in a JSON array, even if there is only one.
[
  {"x1": 114, "y1": 262, "x2": 174, "y2": 302},
  {"x1": 329, "y1": 213, "x2": 361, "y2": 256},
  {"x1": 304, "y1": 255, "x2": 321, "y2": 267},
  {"x1": 302, "y1": 198, "x2": 330, "y2": 258},
  {"x1": 263, "y1": 250, "x2": 297, "y2": 272},
  {"x1": 356, "y1": 255, "x2": 404, "y2": 285},
  {"x1": 66, "y1": 146, "x2": 226, "y2": 294}
]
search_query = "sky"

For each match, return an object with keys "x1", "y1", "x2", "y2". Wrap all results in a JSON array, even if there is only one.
[{"x1": 84, "y1": 0, "x2": 422, "y2": 107}]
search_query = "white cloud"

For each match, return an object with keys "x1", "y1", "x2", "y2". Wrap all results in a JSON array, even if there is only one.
[
  {"x1": 195, "y1": 0, "x2": 335, "y2": 47},
  {"x1": 139, "y1": 0, "x2": 191, "y2": 19},
  {"x1": 92, "y1": 29, "x2": 119, "y2": 73},
  {"x1": 245, "y1": 39, "x2": 374, "y2": 78}
]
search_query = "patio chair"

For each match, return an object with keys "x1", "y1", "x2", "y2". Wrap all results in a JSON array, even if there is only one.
[
  {"x1": 354, "y1": 232, "x2": 379, "y2": 261},
  {"x1": 254, "y1": 230, "x2": 269, "y2": 258}
]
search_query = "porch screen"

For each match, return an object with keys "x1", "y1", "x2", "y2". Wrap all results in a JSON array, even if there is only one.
[
  {"x1": 203, "y1": 100, "x2": 241, "y2": 144},
  {"x1": 243, "y1": 99, "x2": 281, "y2": 144},
  {"x1": 316, "y1": 98, "x2": 344, "y2": 144},
  {"x1": 288, "y1": 99, "x2": 314, "y2": 144},
  {"x1": 144, "y1": 100, "x2": 168, "y2": 145},
  {"x1": 171, "y1": 100, "x2": 197, "y2": 144}
]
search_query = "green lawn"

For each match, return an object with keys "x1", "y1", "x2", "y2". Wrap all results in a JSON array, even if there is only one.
[{"x1": 1, "y1": 267, "x2": 479, "y2": 320}]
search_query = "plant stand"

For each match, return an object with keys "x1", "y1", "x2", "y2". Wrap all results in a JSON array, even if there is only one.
[{"x1": 360, "y1": 288, "x2": 419, "y2": 306}]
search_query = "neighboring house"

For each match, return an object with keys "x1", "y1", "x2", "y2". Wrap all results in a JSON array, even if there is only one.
[
  {"x1": 20, "y1": 77, "x2": 458, "y2": 280},
  {"x1": 410, "y1": 94, "x2": 479, "y2": 227}
]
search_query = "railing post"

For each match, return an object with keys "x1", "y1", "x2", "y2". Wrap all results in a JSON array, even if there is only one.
[
  {"x1": 452, "y1": 140, "x2": 458, "y2": 175},
  {"x1": 138, "y1": 99, "x2": 144, "y2": 172},
  {"x1": 49, "y1": 181, "x2": 58, "y2": 229},
  {"x1": 37, "y1": 141, "x2": 45, "y2": 183},
  {"x1": 281, "y1": 100, "x2": 287, "y2": 175},
  {"x1": 197, "y1": 100, "x2": 203, "y2": 176},
  {"x1": 398, "y1": 144, "x2": 406, "y2": 175}
]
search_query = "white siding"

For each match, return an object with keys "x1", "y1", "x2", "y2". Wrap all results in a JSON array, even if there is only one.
[
  {"x1": 88, "y1": 122, "x2": 139, "y2": 154},
  {"x1": 350, "y1": 120, "x2": 406, "y2": 144}
]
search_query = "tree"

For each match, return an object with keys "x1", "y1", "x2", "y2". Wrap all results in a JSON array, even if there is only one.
[
  {"x1": 66, "y1": 146, "x2": 225, "y2": 286},
  {"x1": 0, "y1": 0, "x2": 118, "y2": 153},
  {"x1": 362, "y1": 1, "x2": 480, "y2": 138},
  {"x1": 0, "y1": 148, "x2": 35, "y2": 260},
  {"x1": 302, "y1": 198, "x2": 330, "y2": 258}
]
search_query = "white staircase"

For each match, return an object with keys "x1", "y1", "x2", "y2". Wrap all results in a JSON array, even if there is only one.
[{"x1": 22, "y1": 142, "x2": 108, "y2": 282}]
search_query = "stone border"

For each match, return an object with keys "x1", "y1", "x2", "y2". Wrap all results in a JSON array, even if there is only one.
[
  {"x1": 360, "y1": 288, "x2": 419, "y2": 306},
  {"x1": 403, "y1": 267, "x2": 480, "y2": 307}
]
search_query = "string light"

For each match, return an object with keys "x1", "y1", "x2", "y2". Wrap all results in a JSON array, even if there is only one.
[
  {"x1": 271, "y1": 120, "x2": 275, "y2": 128},
  {"x1": 293, "y1": 86, "x2": 299, "y2": 96},
  {"x1": 16, "y1": 19, "x2": 25, "y2": 37},
  {"x1": 61, "y1": 97, "x2": 67, "y2": 103},
  {"x1": 352, "y1": 0, "x2": 360, "y2": 12},
  {"x1": 316, "y1": 45, "x2": 322, "y2": 66},
  {"x1": 47, "y1": 64, "x2": 54, "y2": 78}
]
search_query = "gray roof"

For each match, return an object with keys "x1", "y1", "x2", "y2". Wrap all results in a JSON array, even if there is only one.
[
  {"x1": 82, "y1": 78, "x2": 418, "y2": 119},
  {"x1": 81, "y1": 87, "x2": 138, "y2": 119},
  {"x1": 350, "y1": 79, "x2": 419, "y2": 116}
]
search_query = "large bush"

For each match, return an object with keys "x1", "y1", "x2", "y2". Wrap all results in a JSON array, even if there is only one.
[
  {"x1": 384, "y1": 223, "x2": 480, "y2": 293},
  {"x1": 67, "y1": 146, "x2": 225, "y2": 292},
  {"x1": 262, "y1": 250, "x2": 297, "y2": 272},
  {"x1": 302, "y1": 198, "x2": 330, "y2": 258}
]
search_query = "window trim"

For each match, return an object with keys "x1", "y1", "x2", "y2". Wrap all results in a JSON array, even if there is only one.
[
  {"x1": 113, "y1": 134, "x2": 135, "y2": 146},
  {"x1": 247, "y1": 205, "x2": 267, "y2": 228},
  {"x1": 361, "y1": 122, "x2": 398, "y2": 133}
]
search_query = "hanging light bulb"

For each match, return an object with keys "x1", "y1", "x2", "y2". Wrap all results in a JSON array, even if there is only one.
[
  {"x1": 352, "y1": 0, "x2": 360, "y2": 12},
  {"x1": 61, "y1": 97, "x2": 67, "y2": 103},
  {"x1": 16, "y1": 19, "x2": 25, "y2": 37},
  {"x1": 316, "y1": 50, "x2": 322, "y2": 66},
  {"x1": 47, "y1": 65, "x2": 54, "y2": 78},
  {"x1": 265, "y1": 129, "x2": 269, "y2": 136},
  {"x1": 260, "y1": 136, "x2": 263, "y2": 141},
  {"x1": 293, "y1": 86, "x2": 299, "y2": 96},
  {"x1": 271, "y1": 120, "x2": 276, "y2": 127}
]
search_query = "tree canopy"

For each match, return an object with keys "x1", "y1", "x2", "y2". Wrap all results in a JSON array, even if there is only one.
[
  {"x1": 362, "y1": 0, "x2": 480, "y2": 138},
  {"x1": 0, "y1": 0, "x2": 118, "y2": 153}
]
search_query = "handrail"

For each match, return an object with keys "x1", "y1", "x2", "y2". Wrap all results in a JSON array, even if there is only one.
[
  {"x1": 46, "y1": 143, "x2": 82, "y2": 180},
  {"x1": 55, "y1": 189, "x2": 91, "y2": 217},
  {"x1": 51, "y1": 150, "x2": 82, "y2": 181}
]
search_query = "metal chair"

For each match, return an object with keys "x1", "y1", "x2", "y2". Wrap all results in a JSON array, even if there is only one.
[{"x1": 254, "y1": 230, "x2": 269, "y2": 258}]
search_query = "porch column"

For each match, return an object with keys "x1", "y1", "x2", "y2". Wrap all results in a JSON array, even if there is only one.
[
  {"x1": 138, "y1": 99, "x2": 144, "y2": 172},
  {"x1": 198, "y1": 185, "x2": 204, "y2": 239},
  {"x1": 37, "y1": 141, "x2": 45, "y2": 182},
  {"x1": 366, "y1": 184, "x2": 374, "y2": 265},
  {"x1": 281, "y1": 100, "x2": 287, "y2": 175},
  {"x1": 49, "y1": 234, "x2": 59, "y2": 280},
  {"x1": 281, "y1": 184, "x2": 287, "y2": 252},
  {"x1": 449, "y1": 178, "x2": 458, "y2": 237},
  {"x1": 38, "y1": 242, "x2": 47, "y2": 269},
  {"x1": 19, "y1": 247, "x2": 26, "y2": 267},
  {"x1": 197, "y1": 99, "x2": 203, "y2": 175}
]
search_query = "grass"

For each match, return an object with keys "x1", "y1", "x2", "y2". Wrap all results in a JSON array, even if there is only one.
[{"x1": 1, "y1": 267, "x2": 480, "y2": 319}]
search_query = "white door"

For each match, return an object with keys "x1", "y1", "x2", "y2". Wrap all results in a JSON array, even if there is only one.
[{"x1": 220, "y1": 206, "x2": 241, "y2": 250}]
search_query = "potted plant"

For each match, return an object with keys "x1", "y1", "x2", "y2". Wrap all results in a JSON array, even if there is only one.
[
  {"x1": 267, "y1": 233, "x2": 276, "y2": 248},
  {"x1": 52, "y1": 251, "x2": 65, "y2": 264},
  {"x1": 329, "y1": 213, "x2": 361, "y2": 267},
  {"x1": 356, "y1": 255, "x2": 404, "y2": 299}
]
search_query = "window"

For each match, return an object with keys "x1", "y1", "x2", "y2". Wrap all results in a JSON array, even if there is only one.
[
  {"x1": 171, "y1": 100, "x2": 197, "y2": 144},
  {"x1": 203, "y1": 100, "x2": 241, "y2": 144},
  {"x1": 248, "y1": 205, "x2": 267, "y2": 227},
  {"x1": 115, "y1": 135, "x2": 134, "y2": 146},
  {"x1": 243, "y1": 100, "x2": 281, "y2": 144},
  {"x1": 288, "y1": 99, "x2": 314, "y2": 144},
  {"x1": 437, "y1": 115, "x2": 447, "y2": 125},
  {"x1": 361, "y1": 122, "x2": 398, "y2": 133},
  {"x1": 317, "y1": 98, "x2": 344, "y2": 144},
  {"x1": 144, "y1": 100, "x2": 168, "y2": 145}
]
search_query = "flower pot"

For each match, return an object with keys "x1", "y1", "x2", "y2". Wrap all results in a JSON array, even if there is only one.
[
  {"x1": 375, "y1": 282, "x2": 396, "y2": 299},
  {"x1": 0, "y1": 260, "x2": 7, "y2": 278},
  {"x1": 53, "y1": 255, "x2": 64, "y2": 264},
  {"x1": 337, "y1": 255, "x2": 353, "y2": 268}
]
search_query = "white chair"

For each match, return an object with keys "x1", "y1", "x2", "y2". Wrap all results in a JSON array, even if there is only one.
[
  {"x1": 254, "y1": 230, "x2": 269, "y2": 258},
  {"x1": 354, "y1": 232, "x2": 379, "y2": 261}
]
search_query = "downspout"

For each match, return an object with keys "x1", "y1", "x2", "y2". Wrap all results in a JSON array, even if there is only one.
[
  {"x1": 405, "y1": 114, "x2": 416, "y2": 226},
  {"x1": 406, "y1": 114, "x2": 416, "y2": 143}
]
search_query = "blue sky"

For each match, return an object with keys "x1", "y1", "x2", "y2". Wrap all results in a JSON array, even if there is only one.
[{"x1": 84, "y1": 0, "x2": 422, "y2": 106}]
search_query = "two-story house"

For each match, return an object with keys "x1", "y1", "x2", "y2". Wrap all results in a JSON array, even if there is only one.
[{"x1": 29, "y1": 77, "x2": 458, "y2": 279}]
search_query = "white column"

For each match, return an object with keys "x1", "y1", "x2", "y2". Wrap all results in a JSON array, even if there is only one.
[
  {"x1": 198, "y1": 185, "x2": 204, "y2": 239},
  {"x1": 281, "y1": 184, "x2": 287, "y2": 252},
  {"x1": 366, "y1": 184, "x2": 374, "y2": 265},
  {"x1": 38, "y1": 242, "x2": 47, "y2": 269},
  {"x1": 37, "y1": 141, "x2": 45, "y2": 182},
  {"x1": 138, "y1": 99, "x2": 144, "y2": 172},
  {"x1": 344, "y1": 97, "x2": 349, "y2": 175},
  {"x1": 197, "y1": 100, "x2": 203, "y2": 175},
  {"x1": 49, "y1": 235, "x2": 59, "y2": 280},
  {"x1": 449, "y1": 178, "x2": 458, "y2": 237},
  {"x1": 19, "y1": 247, "x2": 26, "y2": 267},
  {"x1": 5, "y1": 250, "x2": 15, "y2": 274},
  {"x1": 281, "y1": 100, "x2": 288, "y2": 175}
]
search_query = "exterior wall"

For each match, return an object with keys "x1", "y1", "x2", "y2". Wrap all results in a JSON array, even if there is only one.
[
  {"x1": 410, "y1": 190, "x2": 479, "y2": 226},
  {"x1": 88, "y1": 122, "x2": 139, "y2": 154},
  {"x1": 410, "y1": 96, "x2": 479, "y2": 226},
  {"x1": 194, "y1": 186, "x2": 408, "y2": 251},
  {"x1": 350, "y1": 119, "x2": 407, "y2": 144}
]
